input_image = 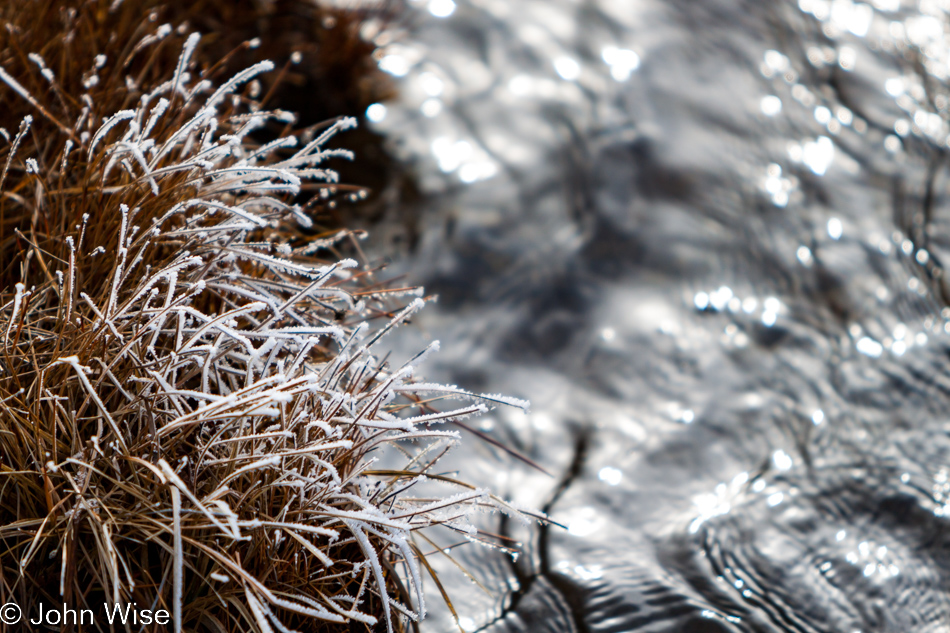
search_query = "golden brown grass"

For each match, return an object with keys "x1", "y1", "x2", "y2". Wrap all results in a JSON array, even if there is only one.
[{"x1": 0, "y1": 2, "x2": 533, "y2": 632}]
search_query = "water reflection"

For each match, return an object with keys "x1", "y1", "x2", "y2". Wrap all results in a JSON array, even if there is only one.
[
  {"x1": 367, "y1": 0, "x2": 950, "y2": 631},
  {"x1": 602, "y1": 47, "x2": 641, "y2": 81}
]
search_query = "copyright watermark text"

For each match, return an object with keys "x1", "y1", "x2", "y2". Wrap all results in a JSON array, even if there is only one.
[
  {"x1": 0, "y1": 603, "x2": 20, "y2": 625},
  {"x1": 0, "y1": 601, "x2": 170, "y2": 628}
]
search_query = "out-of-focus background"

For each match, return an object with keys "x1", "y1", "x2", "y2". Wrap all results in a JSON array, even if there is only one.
[{"x1": 356, "y1": 0, "x2": 950, "y2": 631}]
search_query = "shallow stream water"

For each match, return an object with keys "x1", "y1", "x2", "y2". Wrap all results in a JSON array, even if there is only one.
[{"x1": 366, "y1": 0, "x2": 950, "y2": 631}]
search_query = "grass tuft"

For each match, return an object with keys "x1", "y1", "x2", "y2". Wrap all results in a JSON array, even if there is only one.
[{"x1": 0, "y1": 2, "x2": 533, "y2": 632}]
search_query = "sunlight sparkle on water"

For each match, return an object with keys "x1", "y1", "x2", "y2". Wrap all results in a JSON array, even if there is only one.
[
  {"x1": 599, "y1": 467, "x2": 623, "y2": 486},
  {"x1": 556, "y1": 560, "x2": 604, "y2": 580},
  {"x1": 761, "y1": 95, "x2": 783, "y2": 116},
  {"x1": 419, "y1": 71, "x2": 444, "y2": 96},
  {"x1": 773, "y1": 449, "x2": 793, "y2": 471},
  {"x1": 797, "y1": 246, "x2": 814, "y2": 267},
  {"x1": 554, "y1": 56, "x2": 581, "y2": 81},
  {"x1": 710, "y1": 286, "x2": 733, "y2": 311},
  {"x1": 379, "y1": 54, "x2": 410, "y2": 77},
  {"x1": 365, "y1": 103, "x2": 387, "y2": 123},
  {"x1": 666, "y1": 401, "x2": 696, "y2": 423},
  {"x1": 885, "y1": 77, "x2": 904, "y2": 97},
  {"x1": 838, "y1": 46, "x2": 857, "y2": 70},
  {"x1": 556, "y1": 560, "x2": 604, "y2": 581},
  {"x1": 428, "y1": 0, "x2": 456, "y2": 18},
  {"x1": 827, "y1": 217, "x2": 843, "y2": 239},
  {"x1": 906, "y1": 15, "x2": 943, "y2": 47},
  {"x1": 432, "y1": 137, "x2": 471, "y2": 172},
  {"x1": 430, "y1": 136, "x2": 498, "y2": 182},
  {"x1": 568, "y1": 507, "x2": 603, "y2": 537},
  {"x1": 508, "y1": 74, "x2": 531, "y2": 95},
  {"x1": 763, "y1": 50, "x2": 790, "y2": 76},
  {"x1": 689, "y1": 495, "x2": 730, "y2": 533},
  {"x1": 843, "y1": 539, "x2": 901, "y2": 579},
  {"x1": 573, "y1": 564, "x2": 604, "y2": 580},
  {"x1": 421, "y1": 98, "x2": 442, "y2": 117},
  {"x1": 694, "y1": 291, "x2": 710, "y2": 310},
  {"x1": 832, "y1": 0, "x2": 873, "y2": 36},
  {"x1": 802, "y1": 136, "x2": 835, "y2": 175},
  {"x1": 459, "y1": 161, "x2": 498, "y2": 183},
  {"x1": 856, "y1": 336, "x2": 883, "y2": 358},
  {"x1": 800, "y1": 0, "x2": 872, "y2": 36},
  {"x1": 602, "y1": 46, "x2": 640, "y2": 81},
  {"x1": 689, "y1": 475, "x2": 750, "y2": 533},
  {"x1": 760, "y1": 296, "x2": 781, "y2": 327},
  {"x1": 764, "y1": 163, "x2": 792, "y2": 207},
  {"x1": 531, "y1": 412, "x2": 552, "y2": 430}
]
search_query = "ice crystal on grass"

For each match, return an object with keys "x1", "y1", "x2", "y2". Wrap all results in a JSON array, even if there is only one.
[{"x1": 0, "y1": 11, "x2": 533, "y2": 633}]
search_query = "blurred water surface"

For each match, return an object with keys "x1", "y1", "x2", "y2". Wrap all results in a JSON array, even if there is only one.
[{"x1": 366, "y1": 0, "x2": 950, "y2": 631}]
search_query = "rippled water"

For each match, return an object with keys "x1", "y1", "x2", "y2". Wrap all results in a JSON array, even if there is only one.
[{"x1": 365, "y1": 0, "x2": 950, "y2": 631}]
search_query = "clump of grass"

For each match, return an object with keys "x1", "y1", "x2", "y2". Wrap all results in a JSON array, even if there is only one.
[{"x1": 0, "y1": 3, "x2": 532, "y2": 632}]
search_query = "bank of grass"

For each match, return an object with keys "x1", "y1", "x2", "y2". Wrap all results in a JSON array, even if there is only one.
[{"x1": 0, "y1": 2, "x2": 533, "y2": 631}]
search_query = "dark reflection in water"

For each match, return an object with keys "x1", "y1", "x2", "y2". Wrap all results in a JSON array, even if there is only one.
[{"x1": 367, "y1": 0, "x2": 950, "y2": 631}]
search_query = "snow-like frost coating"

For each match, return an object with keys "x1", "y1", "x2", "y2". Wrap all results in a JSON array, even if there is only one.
[{"x1": 0, "y1": 26, "x2": 537, "y2": 633}]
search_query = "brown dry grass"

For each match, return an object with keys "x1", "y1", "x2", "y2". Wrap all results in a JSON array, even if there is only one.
[{"x1": 0, "y1": 2, "x2": 532, "y2": 632}]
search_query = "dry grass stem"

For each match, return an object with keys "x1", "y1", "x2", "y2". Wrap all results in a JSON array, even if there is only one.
[{"x1": 0, "y1": 3, "x2": 534, "y2": 631}]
